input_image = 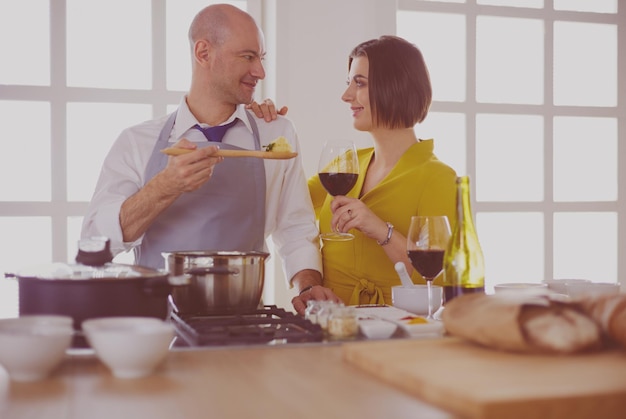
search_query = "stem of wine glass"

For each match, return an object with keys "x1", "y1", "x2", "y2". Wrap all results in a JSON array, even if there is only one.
[{"x1": 426, "y1": 279, "x2": 433, "y2": 320}]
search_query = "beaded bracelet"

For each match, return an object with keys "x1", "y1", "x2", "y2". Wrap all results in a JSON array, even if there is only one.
[{"x1": 377, "y1": 222, "x2": 394, "y2": 246}]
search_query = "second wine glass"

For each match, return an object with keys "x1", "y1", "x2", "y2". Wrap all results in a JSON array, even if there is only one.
[
  {"x1": 406, "y1": 215, "x2": 451, "y2": 320},
  {"x1": 317, "y1": 140, "x2": 359, "y2": 241}
]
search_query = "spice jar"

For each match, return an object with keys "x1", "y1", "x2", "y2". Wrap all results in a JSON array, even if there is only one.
[
  {"x1": 315, "y1": 301, "x2": 342, "y2": 331},
  {"x1": 327, "y1": 306, "x2": 358, "y2": 339}
]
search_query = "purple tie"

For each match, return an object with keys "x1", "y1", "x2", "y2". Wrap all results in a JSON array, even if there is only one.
[{"x1": 193, "y1": 119, "x2": 239, "y2": 142}]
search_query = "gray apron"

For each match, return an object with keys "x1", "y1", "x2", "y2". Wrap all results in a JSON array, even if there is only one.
[{"x1": 136, "y1": 110, "x2": 266, "y2": 269}]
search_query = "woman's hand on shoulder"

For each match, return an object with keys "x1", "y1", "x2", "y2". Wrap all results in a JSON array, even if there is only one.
[{"x1": 246, "y1": 99, "x2": 288, "y2": 122}]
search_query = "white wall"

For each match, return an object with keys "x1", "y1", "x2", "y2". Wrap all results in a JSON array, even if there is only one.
[{"x1": 258, "y1": 0, "x2": 397, "y2": 309}]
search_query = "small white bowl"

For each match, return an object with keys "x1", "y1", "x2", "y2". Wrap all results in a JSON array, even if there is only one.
[
  {"x1": 391, "y1": 285, "x2": 442, "y2": 316},
  {"x1": 82, "y1": 317, "x2": 174, "y2": 379},
  {"x1": 0, "y1": 315, "x2": 74, "y2": 382},
  {"x1": 493, "y1": 282, "x2": 548, "y2": 295},
  {"x1": 565, "y1": 282, "x2": 621, "y2": 299},
  {"x1": 542, "y1": 279, "x2": 591, "y2": 295},
  {"x1": 359, "y1": 319, "x2": 397, "y2": 339}
]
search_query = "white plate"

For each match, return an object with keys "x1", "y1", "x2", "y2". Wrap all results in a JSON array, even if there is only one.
[{"x1": 354, "y1": 305, "x2": 444, "y2": 338}]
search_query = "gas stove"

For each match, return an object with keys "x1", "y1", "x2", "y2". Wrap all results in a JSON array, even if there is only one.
[{"x1": 169, "y1": 305, "x2": 325, "y2": 348}]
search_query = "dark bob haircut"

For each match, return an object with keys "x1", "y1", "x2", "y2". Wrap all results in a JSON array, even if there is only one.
[{"x1": 348, "y1": 35, "x2": 432, "y2": 128}]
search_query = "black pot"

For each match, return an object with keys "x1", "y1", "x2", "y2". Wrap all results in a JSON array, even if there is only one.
[{"x1": 6, "y1": 238, "x2": 188, "y2": 332}]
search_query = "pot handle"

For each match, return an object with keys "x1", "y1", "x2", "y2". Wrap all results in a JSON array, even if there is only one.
[
  {"x1": 143, "y1": 274, "x2": 191, "y2": 297},
  {"x1": 185, "y1": 267, "x2": 240, "y2": 276}
]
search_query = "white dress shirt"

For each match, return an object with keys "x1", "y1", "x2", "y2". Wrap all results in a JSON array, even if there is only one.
[{"x1": 81, "y1": 97, "x2": 322, "y2": 284}]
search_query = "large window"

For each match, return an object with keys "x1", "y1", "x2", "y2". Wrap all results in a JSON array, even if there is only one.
[
  {"x1": 397, "y1": 0, "x2": 622, "y2": 290},
  {"x1": 0, "y1": 0, "x2": 248, "y2": 317}
]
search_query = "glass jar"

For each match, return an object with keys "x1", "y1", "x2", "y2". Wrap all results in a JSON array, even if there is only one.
[
  {"x1": 315, "y1": 301, "x2": 342, "y2": 331},
  {"x1": 327, "y1": 306, "x2": 358, "y2": 339}
]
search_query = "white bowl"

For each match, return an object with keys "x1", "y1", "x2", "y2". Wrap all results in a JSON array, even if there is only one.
[
  {"x1": 565, "y1": 282, "x2": 621, "y2": 299},
  {"x1": 82, "y1": 317, "x2": 174, "y2": 379},
  {"x1": 542, "y1": 279, "x2": 591, "y2": 295},
  {"x1": 359, "y1": 319, "x2": 397, "y2": 339},
  {"x1": 391, "y1": 285, "x2": 442, "y2": 316},
  {"x1": 0, "y1": 315, "x2": 74, "y2": 382},
  {"x1": 493, "y1": 282, "x2": 548, "y2": 295}
]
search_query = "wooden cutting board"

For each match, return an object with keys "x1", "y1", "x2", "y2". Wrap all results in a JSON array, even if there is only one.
[{"x1": 343, "y1": 337, "x2": 626, "y2": 419}]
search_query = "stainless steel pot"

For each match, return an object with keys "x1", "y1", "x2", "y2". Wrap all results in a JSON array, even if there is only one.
[{"x1": 162, "y1": 251, "x2": 269, "y2": 315}]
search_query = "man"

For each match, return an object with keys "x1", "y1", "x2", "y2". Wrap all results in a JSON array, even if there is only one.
[{"x1": 82, "y1": 4, "x2": 334, "y2": 312}]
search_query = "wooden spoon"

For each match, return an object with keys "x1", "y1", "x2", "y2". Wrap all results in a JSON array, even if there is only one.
[{"x1": 160, "y1": 147, "x2": 297, "y2": 160}]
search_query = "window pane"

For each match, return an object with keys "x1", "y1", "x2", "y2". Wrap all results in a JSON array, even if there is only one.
[
  {"x1": 66, "y1": 0, "x2": 152, "y2": 89},
  {"x1": 397, "y1": 12, "x2": 466, "y2": 102},
  {"x1": 553, "y1": 212, "x2": 617, "y2": 282},
  {"x1": 0, "y1": 0, "x2": 49, "y2": 85},
  {"x1": 68, "y1": 216, "x2": 82, "y2": 263},
  {"x1": 476, "y1": 16, "x2": 543, "y2": 104},
  {"x1": 476, "y1": 114, "x2": 543, "y2": 201},
  {"x1": 554, "y1": 22, "x2": 617, "y2": 106},
  {"x1": 553, "y1": 117, "x2": 617, "y2": 202},
  {"x1": 418, "y1": 112, "x2": 466, "y2": 175},
  {"x1": 66, "y1": 103, "x2": 152, "y2": 201},
  {"x1": 477, "y1": 0, "x2": 543, "y2": 7},
  {"x1": 166, "y1": 0, "x2": 247, "y2": 92},
  {"x1": 0, "y1": 101, "x2": 51, "y2": 201},
  {"x1": 554, "y1": 0, "x2": 617, "y2": 13},
  {"x1": 477, "y1": 212, "x2": 544, "y2": 292},
  {"x1": 0, "y1": 217, "x2": 52, "y2": 272},
  {"x1": 0, "y1": 277, "x2": 18, "y2": 319}
]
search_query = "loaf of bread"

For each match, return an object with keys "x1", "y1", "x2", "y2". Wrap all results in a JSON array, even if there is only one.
[
  {"x1": 520, "y1": 304, "x2": 602, "y2": 353},
  {"x1": 442, "y1": 293, "x2": 602, "y2": 354},
  {"x1": 579, "y1": 294, "x2": 626, "y2": 348}
]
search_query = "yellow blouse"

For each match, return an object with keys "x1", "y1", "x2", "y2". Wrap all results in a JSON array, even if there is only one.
[{"x1": 308, "y1": 140, "x2": 457, "y2": 306}]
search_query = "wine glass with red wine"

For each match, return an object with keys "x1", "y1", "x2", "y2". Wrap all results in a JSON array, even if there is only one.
[
  {"x1": 407, "y1": 215, "x2": 451, "y2": 320},
  {"x1": 317, "y1": 140, "x2": 359, "y2": 241}
]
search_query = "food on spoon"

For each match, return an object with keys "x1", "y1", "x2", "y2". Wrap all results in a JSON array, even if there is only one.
[{"x1": 263, "y1": 136, "x2": 292, "y2": 152}]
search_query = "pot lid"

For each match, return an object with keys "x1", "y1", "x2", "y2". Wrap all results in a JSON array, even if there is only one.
[{"x1": 14, "y1": 237, "x2": 165, "y2": 280}]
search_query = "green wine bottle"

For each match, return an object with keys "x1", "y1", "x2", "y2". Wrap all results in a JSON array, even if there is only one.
[{"x1": 443, "y1": 176, "x2": 485, "y2": 304}]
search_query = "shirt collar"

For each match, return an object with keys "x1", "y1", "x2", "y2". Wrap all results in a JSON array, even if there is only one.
[{"x1": 173, "y1": 97, "x2": 252, "y2": 141}]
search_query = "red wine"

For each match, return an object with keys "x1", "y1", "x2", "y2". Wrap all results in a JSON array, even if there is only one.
[
  {"x1": 407, "y1": 249, "x2": 445, "y2": 280},
  {"x1": 318, "y1": 172, "x2": 358, "y2": 196},
  {"x1": 443, "y1": 285, "x2": 485, "y2": 305}
]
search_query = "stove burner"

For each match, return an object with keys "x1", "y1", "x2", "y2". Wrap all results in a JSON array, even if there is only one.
[{"x1": 170, "y1": 305, "x2": 324, "y2": 347}]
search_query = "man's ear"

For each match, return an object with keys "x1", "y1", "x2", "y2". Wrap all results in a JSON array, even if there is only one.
[{"x1": 194, "y1": 39, "x2": 211, "y2": 65}]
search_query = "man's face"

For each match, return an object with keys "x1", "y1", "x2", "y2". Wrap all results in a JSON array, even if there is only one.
[{"x1": 209, "y1": 25, "x2": 266, "y2": 105}]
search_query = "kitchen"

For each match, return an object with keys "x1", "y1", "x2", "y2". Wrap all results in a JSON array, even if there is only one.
[{"x1": 1, "y1": 0, "x2": 625, "y2": 417}]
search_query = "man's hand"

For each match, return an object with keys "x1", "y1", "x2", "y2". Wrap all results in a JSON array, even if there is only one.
[
  {"x1": 119, "y1": 138, "x2": 223, "y2": 242},
  {"x1": 246, "y1": 99, "x2": 288, "y2": 122},
  {"x1": 290, "y1": 269, "x2": 342, "y2": 315},
  {"x1": 160, "y1": 138, "x2": 223, "y2": 194}
]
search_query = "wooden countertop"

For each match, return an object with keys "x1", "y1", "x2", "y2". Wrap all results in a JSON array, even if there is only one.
[{"x1": 0, "y1": 341, "x2": 455, "y2": 419}]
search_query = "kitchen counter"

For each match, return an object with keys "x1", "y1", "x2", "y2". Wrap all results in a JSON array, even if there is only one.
[{"x1": 0, "y1": 340, "x2": 455, "y2": 419}]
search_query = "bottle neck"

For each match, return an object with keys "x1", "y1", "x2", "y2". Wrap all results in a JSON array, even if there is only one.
[{"x1": 456, "y1": 177, "x2": 475, "y2": 230}]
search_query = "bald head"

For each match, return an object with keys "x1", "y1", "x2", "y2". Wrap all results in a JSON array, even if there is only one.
[{"x1": 188, "y1": 4, "x2": 258, "y2": 48}]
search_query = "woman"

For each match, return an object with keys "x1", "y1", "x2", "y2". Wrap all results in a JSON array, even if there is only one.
[{"x1": 301, "y1": 36, "x2": 457, "y2": 309}]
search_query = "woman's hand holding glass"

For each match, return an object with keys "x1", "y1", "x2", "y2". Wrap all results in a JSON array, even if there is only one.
[{"x1": 318, "y1": 140, "x2": 359, "y2": 241}]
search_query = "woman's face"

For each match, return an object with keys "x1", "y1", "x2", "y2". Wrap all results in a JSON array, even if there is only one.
[{"x1": 342, "y1": 56, "x2": 372, "y2": 132}]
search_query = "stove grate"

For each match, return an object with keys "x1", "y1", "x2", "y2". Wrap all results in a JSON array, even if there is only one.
[{"x1": 170, "y1": 305, "x2": 324, "y2": 347}]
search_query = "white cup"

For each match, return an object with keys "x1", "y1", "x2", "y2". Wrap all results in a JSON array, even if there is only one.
[
  {"x1": 541, "y1": 278, "x2": 591, "y2": 295},
  {"x1": 391, "y1": 285, "x2": 442, "y2": 316},
  {"x1": 565, "y1": 282, "x2": 620, "y2": 299}
]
